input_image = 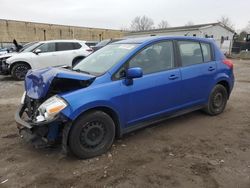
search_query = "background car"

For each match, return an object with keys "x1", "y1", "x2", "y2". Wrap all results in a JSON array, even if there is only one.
[
  {"x1": 0, "y1": 48, "x2": 9, "y2": 56},
  {"x1": 85, "y1": 41, "x2": 98, "y2": 48},
  {"x1": 92, "y1": 38, "x2": 123, "y2": 51},
  {"x1": 0, "y1": 42, "x2": 37, "y2": 75},
  {"x1": 3, "y1": 40, "x2": 93, "y2": 80}
]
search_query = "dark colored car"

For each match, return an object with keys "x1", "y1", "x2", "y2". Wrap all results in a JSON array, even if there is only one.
[
  {"x1": 16, "y1": 36, "x2": 234, "y2": 159},
  {"x1": 92, "y1": 38, "x2": 123, "y2": 51}
]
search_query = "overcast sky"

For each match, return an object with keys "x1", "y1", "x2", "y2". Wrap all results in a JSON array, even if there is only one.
[{"x1": 0, "y1": 0, "x2": 249, "y2": 31}]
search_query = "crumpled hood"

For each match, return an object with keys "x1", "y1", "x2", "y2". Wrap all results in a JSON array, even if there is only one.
[{"x1": 25, "y1": 67, "x2": 95, "y2": 99}]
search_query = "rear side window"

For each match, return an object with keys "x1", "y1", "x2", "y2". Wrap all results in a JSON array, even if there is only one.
[
  {"x1": 201, "y1": 43, "x2": 212, "y2": 62},
  {"x1": 178, "y1": 41, "x2": 203, "y2": 66},
  {"x1": 56, "y1": 42, "x2": 75, "y2": 51}
]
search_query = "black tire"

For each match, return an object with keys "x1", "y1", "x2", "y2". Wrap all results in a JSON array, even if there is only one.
[
  {"x1": 11, "y1": 63, "x2": 30, "y2": 80},
  {"x1": 72, "y1": 57, "x2": 85, "y2": 67},
  {"x1": 204, "y1": 84, "x2": 228, "y2": 116},
  {"x1": 68, "y1": 111, "x2": 115, "y2": 159}
]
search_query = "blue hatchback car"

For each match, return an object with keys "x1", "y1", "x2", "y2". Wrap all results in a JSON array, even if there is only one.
[{"x1": 16, "y1": 36, "x2": 234, "y2": 159}]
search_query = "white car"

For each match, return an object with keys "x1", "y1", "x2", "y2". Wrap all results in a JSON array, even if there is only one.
[{"x1": 3, "y1": 40, "x2": 92, "y2": 80}]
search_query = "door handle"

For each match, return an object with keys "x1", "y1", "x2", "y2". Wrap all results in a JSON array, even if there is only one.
[
  {"x1": 168, "y1": 75, "x2": 179, "y2": 80},
  {"x1": 208, "y1": 67, "x2": 215, "y2": 71}
]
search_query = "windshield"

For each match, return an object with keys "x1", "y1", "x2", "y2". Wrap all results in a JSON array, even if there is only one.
[
  {"x1": 73, "y1": 43, "x2": 138, "y2": 75},
  {"x1": 22, "y1": 43, "x2": 43, "y2": 52}
]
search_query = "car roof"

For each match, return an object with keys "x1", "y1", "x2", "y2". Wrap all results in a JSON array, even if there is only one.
[
  {"x1": 37, "y1": 39, "x2": 86, "y2": 44},
  {"x1": 114, "y1": 36, "x2": 215, "y2": 45}
]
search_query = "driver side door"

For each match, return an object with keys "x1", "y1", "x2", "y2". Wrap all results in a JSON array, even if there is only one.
[{"x1": 116, "y1": 40, "x2": 182, "y2": 127}]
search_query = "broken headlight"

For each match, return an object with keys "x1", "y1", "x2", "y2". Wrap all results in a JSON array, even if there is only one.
[{"x1": 37, "y1": 95, "x2": 67, "y2": 121}]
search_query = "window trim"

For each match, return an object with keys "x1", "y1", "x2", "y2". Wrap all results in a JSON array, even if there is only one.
[{"x1": 112, "y1": 40, "x2": 177, "y2": 81}]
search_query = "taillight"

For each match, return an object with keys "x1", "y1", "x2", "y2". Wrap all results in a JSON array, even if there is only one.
[
  {"x1": 223, "y1": 59, "x2": 233, "y2": 69},
  {"x1": 86, "y1": 48, "x2": 93, "y2": 52}
]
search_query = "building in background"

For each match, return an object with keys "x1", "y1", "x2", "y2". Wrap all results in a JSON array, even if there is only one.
[
  {"x1": 125, "y1": 22, "x2": 235, "y2": 54},
  {"x1": 0, "y1": 19, "x2": 125, "y2": 48}
]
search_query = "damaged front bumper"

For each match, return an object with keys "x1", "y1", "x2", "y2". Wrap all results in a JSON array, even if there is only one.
[
  {"x1": 15, "y1": 104, "x2": 70, "y2": 148},
  {"x1": 0, "y1": 60, "x2": 10, "y2": 75}
]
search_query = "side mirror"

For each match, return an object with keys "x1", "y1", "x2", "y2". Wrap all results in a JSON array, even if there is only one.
[
  {"x1": 34, "y1": 49, "x2": 41, "y2": 55},
  {"x1": 125, "y1": 67, "x2": 143, "y2": 85}
]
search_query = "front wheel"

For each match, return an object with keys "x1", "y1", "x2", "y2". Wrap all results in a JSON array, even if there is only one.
[
  {"x1": 11, "y1": 63, "x2": 30, "y2": 80},
  {"x1": 68, "y1": 111, "x2": 115, "y2": 159},
  {"x1": 204, "y1": 84, "x2": 228, "y2": 116}
]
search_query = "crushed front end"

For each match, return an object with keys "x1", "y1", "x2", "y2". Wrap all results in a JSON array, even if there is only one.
[
  {"x1": 15, "y1": 67, "x2": 95, "y2": 149},
  {"x1": 15, "y1": 94, "x2": 70, "y2": 148},
  {"x1": 0, "y1": 56, "x2": 11, "y2": 75}
]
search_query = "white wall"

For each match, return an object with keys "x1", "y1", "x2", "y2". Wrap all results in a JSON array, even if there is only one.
[
  {"x1": 126, "y1": 24, "x2": 234, "y2": 53},
  {"x1": 200, "y1": 25, "x2": 234, "y2": 49}
]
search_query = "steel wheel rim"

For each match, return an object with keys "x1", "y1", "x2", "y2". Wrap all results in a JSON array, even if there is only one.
[{"x1": 80, "y1": 121, "x2": 106, "y2": 149}]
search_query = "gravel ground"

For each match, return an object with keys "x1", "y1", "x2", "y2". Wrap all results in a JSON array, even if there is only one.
[{"x1": 0, "y1": 59, "x2": 249, "y2": 188}]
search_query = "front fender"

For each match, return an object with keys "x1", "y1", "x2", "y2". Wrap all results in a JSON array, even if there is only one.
[
  {"x1": 62, "y1": 100, "x2": 121, "y2": 121},
  {"x1": 6, "y1": 58, "x2": 32, "y2": 68}
]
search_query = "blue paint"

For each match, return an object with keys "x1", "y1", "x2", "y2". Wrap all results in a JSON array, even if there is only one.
[
  {"x1": 25, "y1": 67, "x2": 95, "y2": 99},
  {"x1": 24, "y1": 36, "x2": 234, "y2": 135}
]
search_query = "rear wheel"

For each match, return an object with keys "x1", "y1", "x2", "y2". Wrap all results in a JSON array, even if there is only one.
[
  {"x1": 68, "y1": 111, "x2": 115, "y2": 159},
  {"x1": 204, "y1": 84, "x2": 228, "y2": 116},
  {"x1": 11, "y1": 63, "x2": 30, "y2": 80}
]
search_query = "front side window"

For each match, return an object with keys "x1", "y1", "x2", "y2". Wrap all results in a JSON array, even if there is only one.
[
  {"x1": 178, "y1": 41, "x2": 203, "y2": 66},
  {"x1": 129, "y1": 41, "x2": 174, "y2": 75},
  {"x1": 38, "y1": 43, "x2": 56, "y2": 53}
]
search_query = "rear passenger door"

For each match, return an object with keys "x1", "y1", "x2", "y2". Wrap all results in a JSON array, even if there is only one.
[
  {"x1": 56, "y1": 42, "x2": 78, "y2": 66},
  {"x1": 177, "y1": 40, "x2": 216, "y2": 107}
]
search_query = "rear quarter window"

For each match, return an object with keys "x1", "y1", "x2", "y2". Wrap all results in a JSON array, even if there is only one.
[
  {"x1": 73, "y1": 42, "x2": 82, "y2": 49},
  {"x1": 201, "y1": 43, "x2": 212, "y2": 62}
]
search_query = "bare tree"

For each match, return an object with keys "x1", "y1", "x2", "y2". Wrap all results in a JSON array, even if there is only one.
[
  {"x1": 130, "y1": 16, "x2": 154, "y2": 31},
  {"x1": 238, "y1": 31, "x2": 248, "y2": 41},
  {"x1": 185, "y1": 21, "x2": 194, "y2": 26},
  {"x1": 218, "y1": 16, "x2": 234, "y2": 29},
  {"x1": 158, "y1": 20, "x2": 170, "y2": 29}
]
